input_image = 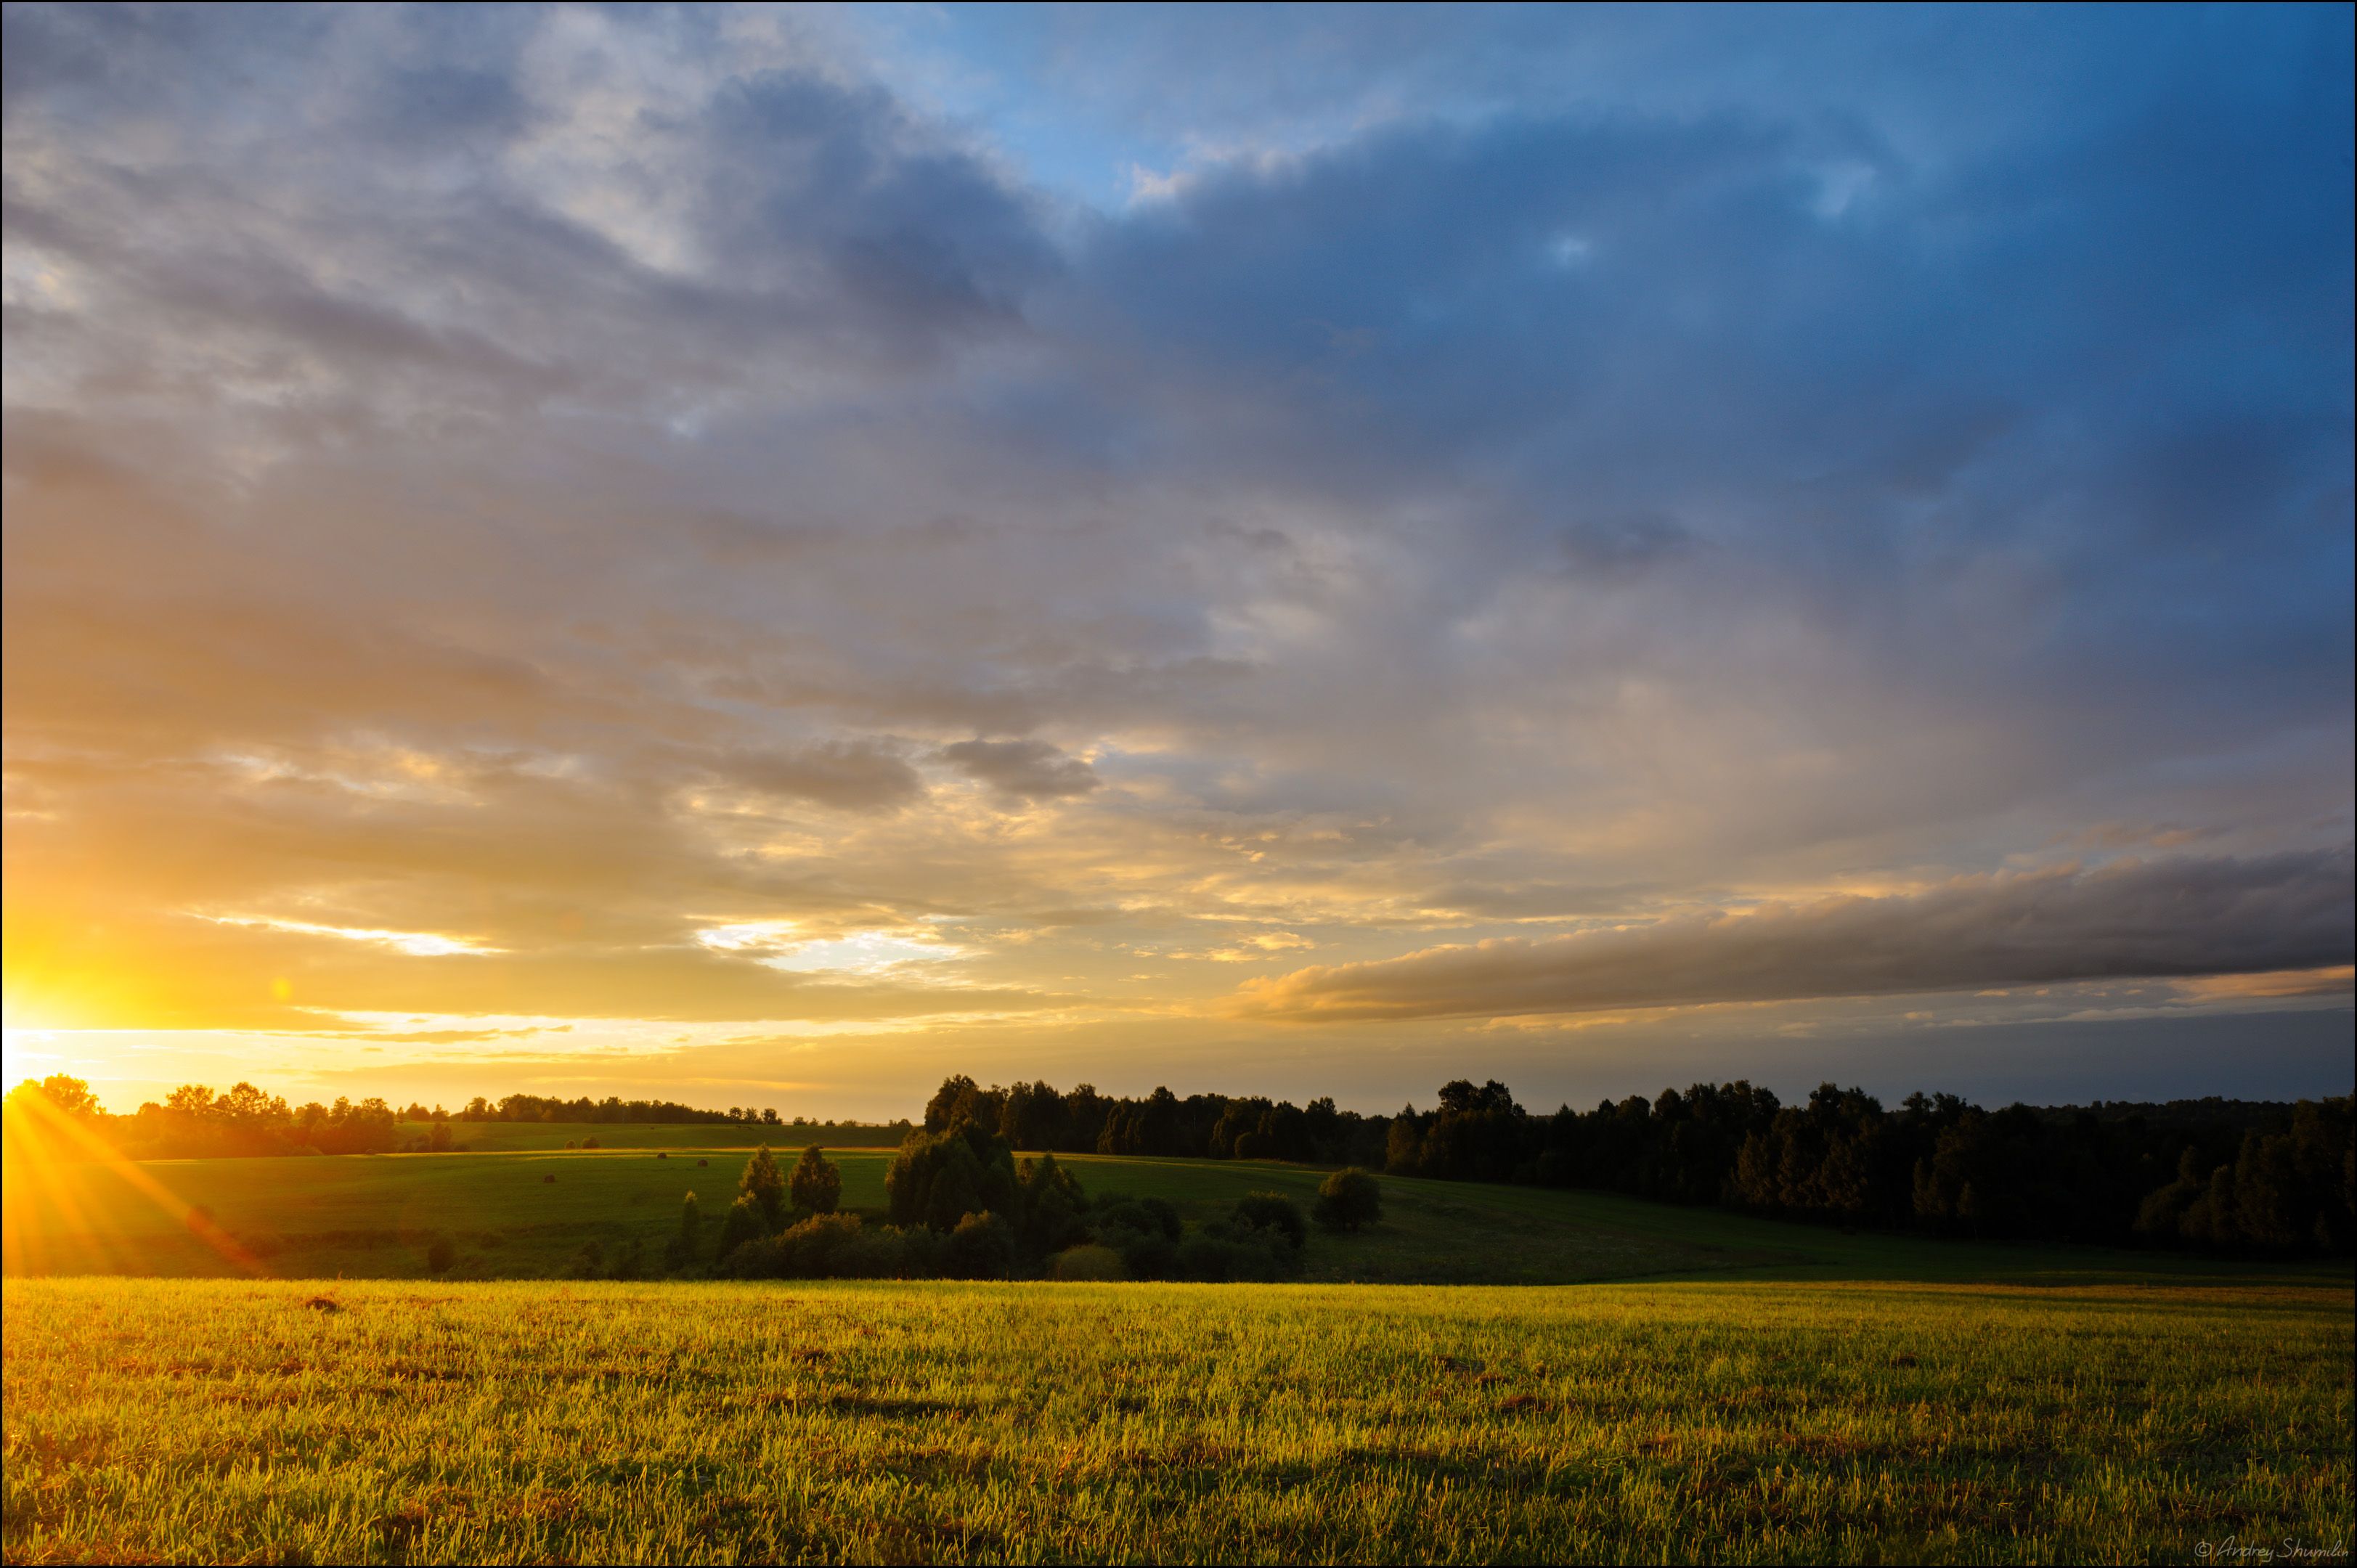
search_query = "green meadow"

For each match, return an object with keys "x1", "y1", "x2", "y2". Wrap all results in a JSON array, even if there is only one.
[
  {"x1": 7, "y1": 1274, "x2": 2350, "y2": 1565},
  {"x1": 4, "y1": 1134, "x2": 2350, "y2": 1563},
  {"x1": 9, "y1": 1132, "x2": 2329, "y2": 1287}
]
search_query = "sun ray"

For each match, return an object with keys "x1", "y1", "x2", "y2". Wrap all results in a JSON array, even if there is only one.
[{"x1": 2, "y1": 1090, "x2": 264, "y2": 1276}]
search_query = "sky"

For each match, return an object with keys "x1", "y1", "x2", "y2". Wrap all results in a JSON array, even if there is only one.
[{"x1": 3, "y1": 2, "x2": 2351, "y2": 1119}]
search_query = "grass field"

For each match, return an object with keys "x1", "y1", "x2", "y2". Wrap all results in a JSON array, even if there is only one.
[
  {"x1": 9, "y1": 1138, "x2": 2334, "y2": 1289},
  {"x1": 5, "y1": 1273, "x2": 2349, "y2": 1564},
  {"x1": 7, "y1": 1135, "x2": 2350, "y2": 1562}
]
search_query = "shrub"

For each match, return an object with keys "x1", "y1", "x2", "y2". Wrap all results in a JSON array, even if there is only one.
[
  {"x1": 1088, "y1": 1196, "x2": 1184, "y2": 1278},
  {"x1": 1104, "y1": 1225, "x2": 1178, "y2": 1280},
  {"x1": 725, "y1": 1212, "x2": 865, "y2": 1278},
  {"x1": 661, "y1": 1233, "x2": 697, "y2": 1273},
  {"x1": 424, "y1": 1235, "x2": 456, "y2": 1274},
  {"x1": 680, "y1": 1191, "x2": 702, "y2": 1238},
  {"x1": 608, "y1": 1237, "x2": 645, "y2": 1281},
  {"x1": 564, "y1": 1240, "x2": 604, "y2": 1278},
  {"x1": 945, "y1": 1210, "x2": 1016, "y2": 1279},
  {"x1": 1094, "y1": 1194, "x2": 1184, "y2": 1241},
  {"x1": 1091, "y1": 1199, "x2": 1152, "y2": 1237},
  {"x1": 738, "y1": 1145, "x2": 786, "y2": 1225},
  {"x1": 840, "y1": 1225, "x2": 921, "y2": 1279},
  {"x1": 1174, "y1": 1235, "x2": 1255, "y2": 1282},
  {"x1": 718, "y1": 1214, "x2": 938, "y2": 1280},
  {"x1": 716, "y1": 1193, "x2": 768, "y2": 1258},
  {"x1": 789, "y1": 1146, "x2": 842, "y2": 1215},
  {"x1": 720, "y1": 1233, "x2": 784, "y2": 1278},
  {"x1": 780, "y1": 1212, "x2": 862, "y2": 1274},
  {"x1": 1049, "y1": 1244, "x2": 1125, "y2": 1281},
  {"x1": 1229, "y1": 1192, "x2": 1308, "y2": 1252},
  {"x1": 1313, "y1": 1167, "x2": 1383, "y2": 1232},
  {"x1": 582, "y1": 1136, "x2": 601, "y2": 1150},
  {"x1": 897, "y1": 1225, "x2": 947, "y2": 1278}
]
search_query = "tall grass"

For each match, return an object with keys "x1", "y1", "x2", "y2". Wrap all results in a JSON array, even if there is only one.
[{"x1": 6, "y1": 1275, "x2": 2348, "y2": 1564}]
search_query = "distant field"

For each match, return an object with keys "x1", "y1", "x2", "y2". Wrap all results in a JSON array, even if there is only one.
[
  {"x1": 399, "y1": 1121, "x2": 908, "y2": 1153},
  {"x1": 7, "y1": 1140, "x2": 2343, "y2": 1289},
  {"x1": 6, "y1": 1274, "x2": 2348, "y2": 1564}
]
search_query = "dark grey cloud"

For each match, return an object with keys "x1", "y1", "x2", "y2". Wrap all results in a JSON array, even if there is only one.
[
  {"x1": 1238, "y1": 852, "x2": 2357, "y2": 1021},
  {"x1": 939, "y1": 739, "x2": 1101, "y2": 801}
]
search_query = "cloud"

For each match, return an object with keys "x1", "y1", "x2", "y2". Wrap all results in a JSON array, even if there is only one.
[
  {"x1": 1234, "y1": 852, "x2": 2357, "y2": 1021},
  {"x1": 938, "y1": 739, "x2": 1101, "y2": 801},
  {"x1": 712, "y1": 743, "x2": 924, "y2": 811},
  {"x1": 1, "y1": 6, "x2": 2348, "y2": 1107}
]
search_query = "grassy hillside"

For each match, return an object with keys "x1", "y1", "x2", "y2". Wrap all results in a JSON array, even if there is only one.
[
  {"x1": 7, "y1": 1140, "x2": 2342, "y2": 1289},
  {"x1": 6, "y1": 1273, "x2": 2349, "y2": 1564}
]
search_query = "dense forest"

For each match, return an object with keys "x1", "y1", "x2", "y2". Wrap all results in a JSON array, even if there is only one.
[
  {"x1": 913, "y1": 1074, "x2": 2353, "y2": 1258},
  {"x1": 9, "y1": 1069, "x2": 2349, "y2": 1257}
]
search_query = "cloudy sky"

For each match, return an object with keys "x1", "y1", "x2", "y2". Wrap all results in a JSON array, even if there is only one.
[{"x1": 4, "y1": 3, "x2": 2350, "y2": 1118}]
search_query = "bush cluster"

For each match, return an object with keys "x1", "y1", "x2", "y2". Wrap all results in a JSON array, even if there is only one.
[{"x1": 693, "y1": 1127, "x2": 1338, "y2": 1282}]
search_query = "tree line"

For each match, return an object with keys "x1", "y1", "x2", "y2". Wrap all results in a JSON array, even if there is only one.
[
  {"x1": 7, "y1": 1077, "x2": 410, "y2": 1159},
  {"x1": 1383, "y1": 1078, "x2": 2353, "y2": 1256},
  {"x1": 1, "y1": 1076, "x2": 912, "y2": 1159},
  {"x1": 921, "y1": 1076, "x2": 1393, "y2": 1167},
  {"x1": 447, "y1": 1092, "x2": 912, "y2": 1134},
  {"x1": 12, "y1": 1068, "x2": 2347, "y2": 1256}
]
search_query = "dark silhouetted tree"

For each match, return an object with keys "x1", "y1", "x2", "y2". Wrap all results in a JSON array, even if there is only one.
[
  {"x1": 790, "y1": 1146, "x2": 842, "y2": 1214},
  {"x1": 739, "y1": 1145, "x2": 786, "y2": 1226},
  {"x1": 717, "y1": 1193, "x2": 766, "y2": 1258}
]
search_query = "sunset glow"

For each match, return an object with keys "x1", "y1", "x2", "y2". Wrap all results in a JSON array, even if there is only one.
[{"x1": 2, "y1": 3, "x2": 2349, "y2": 1119}]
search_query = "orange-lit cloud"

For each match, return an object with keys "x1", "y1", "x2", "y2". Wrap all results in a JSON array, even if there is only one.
[{"x1": 2, "y1": 4, "x2": 2350, "y2": 1115}]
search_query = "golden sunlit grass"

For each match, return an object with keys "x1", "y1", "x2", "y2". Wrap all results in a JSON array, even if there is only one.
[
  {"x1": 7, "y1": 1126, "x2": 2348, "y2": 1561},
  {"x1": 5, "y1": 1274, "x2": 2349, "y2": 1564}
]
